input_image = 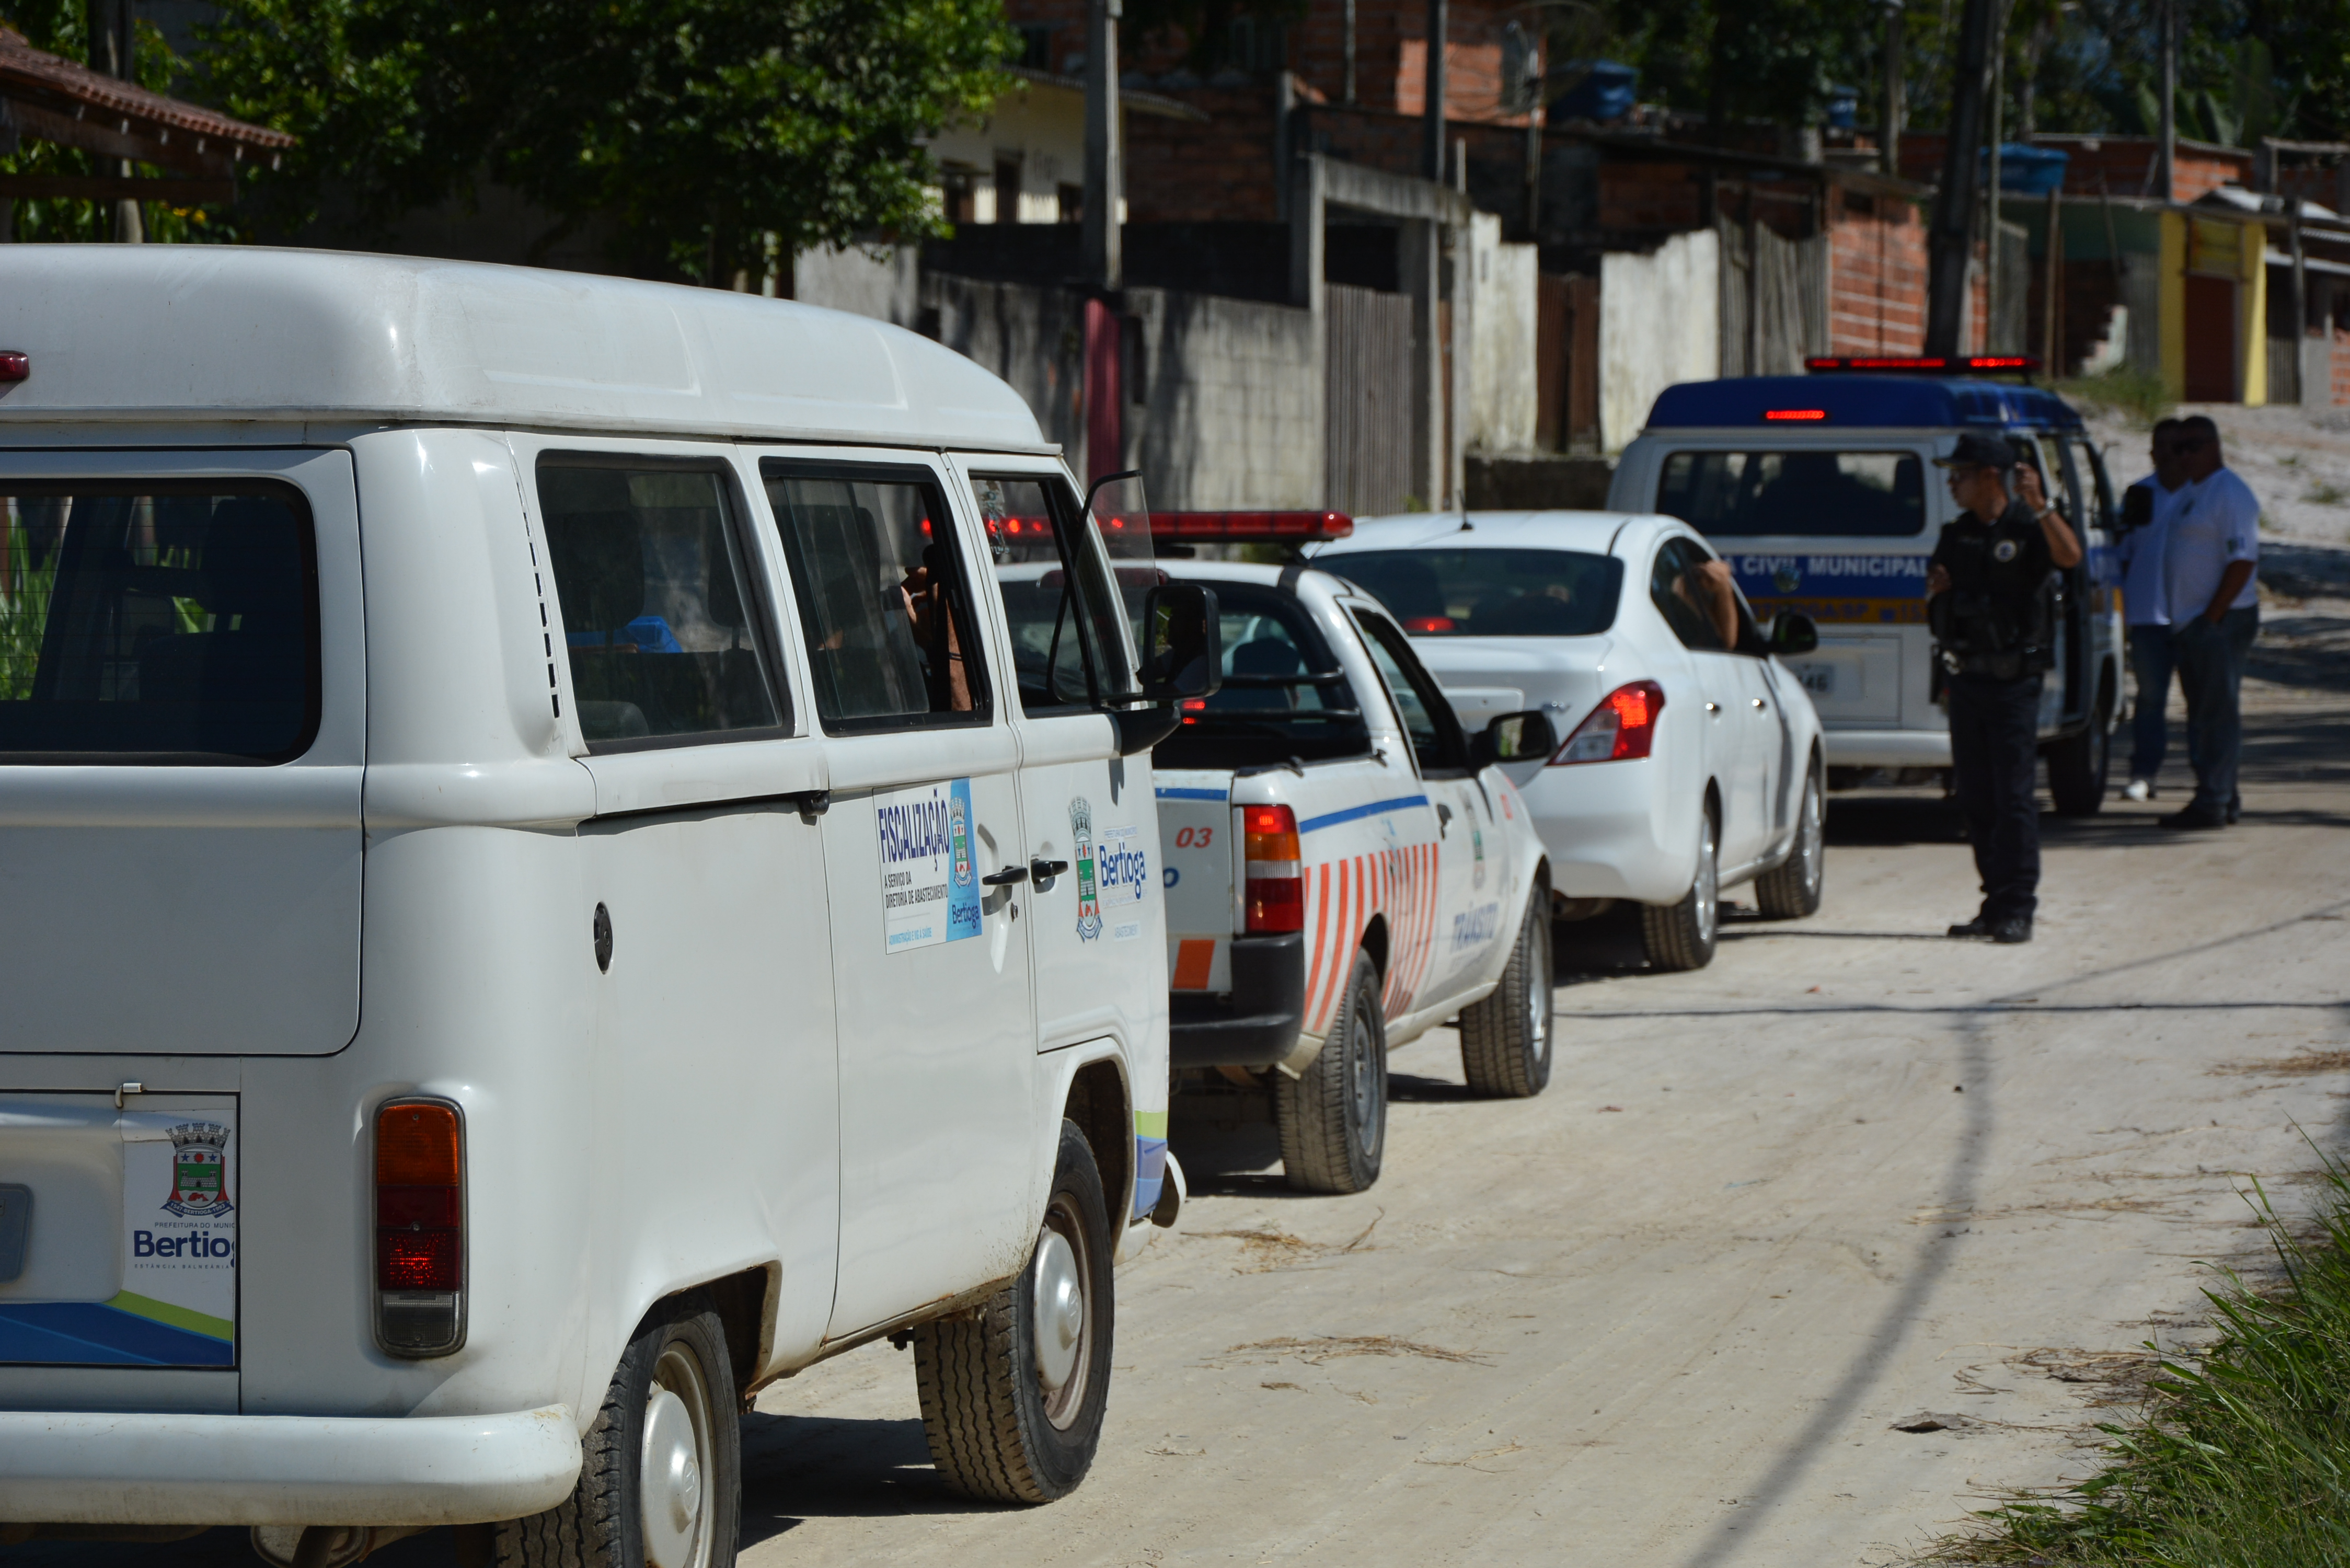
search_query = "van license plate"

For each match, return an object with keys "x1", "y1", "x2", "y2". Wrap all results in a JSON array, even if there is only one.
[
  {"x1": 0, "y1": 1185, "x2": 27, "y2": 1283},
  {"x1": 1791, "y1": 664, "x2": 1837, "y2": 697}
]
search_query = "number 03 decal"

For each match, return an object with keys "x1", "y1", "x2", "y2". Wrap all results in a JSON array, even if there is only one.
[{"x1": 1174, "y1": 826, "x2": 1214, "y2": 848}]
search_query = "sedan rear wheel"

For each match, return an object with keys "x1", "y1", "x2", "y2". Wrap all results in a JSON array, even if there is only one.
[{"x1": 1640, "y1": 808, "x2": 1719, "y2": 972}]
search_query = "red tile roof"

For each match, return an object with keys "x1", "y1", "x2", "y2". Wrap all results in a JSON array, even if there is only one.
[{"x1": 0, "y1": 25, "x2": 292, "y2": 174}]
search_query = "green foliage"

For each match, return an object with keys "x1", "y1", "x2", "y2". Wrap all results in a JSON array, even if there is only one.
[
  {"x1": 1927, "y1": 1155, "x2": 2350, "y2": 1566},
  {"x1": 2056, "y1": 367, "x2": 2175, "y2": 430},
  {"x1": 194, "y1": 0, "x2": 1017, "y2": 282},
  {"x1": 0, "y1": 519, "x2": 57, "y2": 704},
  {"x1": 0, "y1": 7, "x2": 213, "y2": 242}
]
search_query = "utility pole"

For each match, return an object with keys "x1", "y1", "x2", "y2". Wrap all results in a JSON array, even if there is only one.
[
  {"x1": 1926, "y1": 0, "x2": 1996, "y2": 354},
  {"x1": 2156, "y1": 0, "x2": 2176, "y2": 203},
  {"x1": 85, "y1": 0, "x2": 141, "y2": 243},
  {"x1": 1881, "y1": 0, "x2": 1904, "y2": 179},
  {"x1": 1423, "y1": 0, "x2": 1447, "y2": 181},
  {"x1": 1985, "y1": 3, "x2": 2006, "y2": 352},
  {"x1": 1084, "y1": 0, "x2": 1122, "y2": 290}
]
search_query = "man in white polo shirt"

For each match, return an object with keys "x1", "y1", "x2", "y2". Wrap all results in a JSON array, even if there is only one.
[
  {"x1": 2160, "y1": 416, "x2": 2260, "y2": 830},
  {"x1": 2116, "y1": 418, "x2": 2187, "y2": 801}
]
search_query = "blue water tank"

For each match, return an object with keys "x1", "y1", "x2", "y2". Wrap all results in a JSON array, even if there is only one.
[
  {"x1": 1826, "y1": 85, "x2": 1859, "y2": 132},
  {"x1": 1982, "y1": 143, "x2": 2069, "y2": 193},
  {"x1": 1551, "y1": 60, "x2": 1638, "y2": 124}
]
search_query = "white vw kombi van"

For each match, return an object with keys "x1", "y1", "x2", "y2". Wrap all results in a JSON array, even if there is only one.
[{"x1": 0, "y1": 248, "x2": 1201, "y2": 1567}]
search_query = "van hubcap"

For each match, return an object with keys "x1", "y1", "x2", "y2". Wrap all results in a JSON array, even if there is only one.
[
  {"x1": 1032, "y1": 1196, "x2": 1095, "y2": 1430},
  {"x1": 640, "y1": 1347, "x2": 712, "y2": 1568}
]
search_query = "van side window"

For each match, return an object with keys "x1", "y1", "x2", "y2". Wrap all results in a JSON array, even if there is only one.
[
  {"x1": 969, "y1": 474, "x2": 1137, "y2": 717},
  {"x1": 1349, "y1": 607, "x2": 1470, "y2": 777},
  {"x1": 764, "y1": 466, "x2": 990, "y2": 730},
  {"x1": 0, "y1": 484, "x2": 318, "y2": 763},
  {"x1": 537, "y1": 463, "x2": 784, "y2": 748}
]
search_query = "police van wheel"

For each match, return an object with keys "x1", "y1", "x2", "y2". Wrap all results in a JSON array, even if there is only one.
[
  {"x1": 2047, "y1": 694, "x2": 2112, "y2": 816},
  {"x1": 914, "y1": 1119, "x2": 1114, "y2": 1503},
  {"x1": 495, "y1": 1295, "x2": 740, "y2": 1568},
  {"x1": 1276, "y1": 950, "x2": 1388, "y2": 1193},
  {"x1": 1755, "y1": 766, "x2": 1825, "y2": 920},
  {"x1": 1459, "y1": 893, "x2": 1553, "y2": 1098},
  {"x1": 1641, "y1": 810, "x2": 1719, "y2": 972}
]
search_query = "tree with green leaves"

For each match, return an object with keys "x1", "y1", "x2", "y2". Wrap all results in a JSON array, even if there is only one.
[
  {"x1": 0, "y1": 3, "x2": 207, "y2": 242},
  {"x1": 193, "y1": 0, "x2": 1015, "y2": 283}
]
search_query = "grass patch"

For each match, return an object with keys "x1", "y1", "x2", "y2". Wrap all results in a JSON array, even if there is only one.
[
  {"x1": 1925, "y1": 1158, "x2": 2350, "y2": 1564},
  {"x1": 2054, "y1": 367, "x2": 2174, "y2": 429},
  {"x1": 2303, "y1": 481, "x2": 2348, "y2": 508}
]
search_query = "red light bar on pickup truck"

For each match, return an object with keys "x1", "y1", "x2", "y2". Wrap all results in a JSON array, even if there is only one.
[
  {"x1": 1152, "y1": 511, "x2": 1355, "y2": 543},
  {"x1": 1805, "y1": 355, "x2": 2040, "y2": 374}
]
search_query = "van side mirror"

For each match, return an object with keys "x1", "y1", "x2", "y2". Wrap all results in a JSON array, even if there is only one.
[
  {"x1": 1137, "y1": 584, "x2": 1221, "y2": 701},
  {"x1": 1769, "y1": 611, "x2": 1819, "y2": 656},
  {"x1": 1470, "y1": 709, "x2": 1559, "y2": 767}
]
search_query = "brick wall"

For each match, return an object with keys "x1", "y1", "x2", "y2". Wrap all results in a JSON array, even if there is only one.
[
  {"x1": 1123, "y1": 85, "x2": 1284, "y2": 223},
  {"x1": 1825, "y1": 192, "x2": 1927, "y2": 354}
]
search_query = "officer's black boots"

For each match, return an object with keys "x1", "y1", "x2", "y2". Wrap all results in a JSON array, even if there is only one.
[
  {"x1": 1948, "y1": 914, "x2": 2033, "y2": 942},
  {"x1": 1947, "y1": 917, "x2": 1993, "y2": 938}
]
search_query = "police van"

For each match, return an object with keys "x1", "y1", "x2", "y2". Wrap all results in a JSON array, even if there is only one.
[
  {"x1": 0, "y1": 248, "x2": 1209, "y2": 1566},
  {"x1": 1608, "y1": 360, "x2": 2123, "y2": 812}
]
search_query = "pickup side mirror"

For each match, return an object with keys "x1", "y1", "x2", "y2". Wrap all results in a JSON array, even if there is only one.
[
  {"x1": 1769, "y1": 610, "x2": 1819, "y2": 656},
  {"x1": 1137, "y1": 584, "x2": 1221, "y2": 701},
  {"x1": 1470, "y1": 709, "x2": 1559, "y2": 767}
]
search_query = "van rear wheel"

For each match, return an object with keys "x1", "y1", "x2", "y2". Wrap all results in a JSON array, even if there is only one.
[
  {"x1": 1458, "y1": 894, "x2": 1553, "y2": 1098},
  {"x1": 1275, "y1": 950, "x2": 1387, "y2": 1193},
  {"x1": 496, "y1": 1295, "x2": 739, "y2": 1568},
  {"x1": 914, "y1": 1119, "x2": 1114, "y2": 1503},
  {"x1": 2047, "y1": 689, "x2": 2113, "y2": 816}
]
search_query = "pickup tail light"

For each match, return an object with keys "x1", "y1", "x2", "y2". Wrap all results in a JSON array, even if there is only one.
[
  {"x1": 375, "y1": 1099, "x2": 465, "y2": 1356},
  {"x1": 1240, "y1": 803, "x2": 1304, "y2": 933},
  {"x1": 1553, "y1": 681, "x2": 1666, "y2": 764}
]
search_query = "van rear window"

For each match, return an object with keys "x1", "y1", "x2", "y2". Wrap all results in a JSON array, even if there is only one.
[
  {"x1": 1657, "y1": 450, "x2": 1926, "y2": 538},
  {"x1": 0, "y1": 486, "x2": 318, "y2": 763}
]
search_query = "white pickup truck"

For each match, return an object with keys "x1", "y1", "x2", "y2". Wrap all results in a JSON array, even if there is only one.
[{"x1": 1146, "y1": 552, "x2": 1559, "y2": 1194}]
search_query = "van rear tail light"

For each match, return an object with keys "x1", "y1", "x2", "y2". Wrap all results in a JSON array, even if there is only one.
[
  {"x1": 1240, "y1": 803, "x2": 1304, "y2": 933},
  {"x1": 1553, "y1": 681, "x2": 1666, "y2": 764},
  {"x1": 374, "y1": 1099, "x2": 465, "y2": 1356}
]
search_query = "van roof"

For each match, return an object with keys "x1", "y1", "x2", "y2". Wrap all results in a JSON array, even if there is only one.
[
  {"x1": 1643, "y1": 374, "x2": 2084, "y2": 434},
  {"x1": 0, "y1": 246, "x2": 1049, "y2": 452}
]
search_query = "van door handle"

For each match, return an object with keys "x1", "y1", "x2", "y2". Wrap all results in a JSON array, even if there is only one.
[
  {"x1": 982, "y1": 864, "x2": 1029, "y2": 886},
  {"x1": 1031, "y1": 858, "x2": 1070, "y2": 882}
]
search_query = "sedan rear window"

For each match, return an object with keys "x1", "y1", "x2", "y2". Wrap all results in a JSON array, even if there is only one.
[
  {"x1": 1325, "y1": 548, "x2": 1621, "y2": 636},
  {"x1": 1657, "y1": 450, "x2": 1926, "y2": 538},
  {"x1": 0, "y1": 485, "x2": 318, "y2": 763}
]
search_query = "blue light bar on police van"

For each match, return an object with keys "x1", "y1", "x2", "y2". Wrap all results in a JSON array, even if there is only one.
[
  {"x1": 1152, "y1": 511, "x2": 1355, "y2": 543},
  {"x1": 1805, "y1": 354, "x2": 2040, "y2": 375}
]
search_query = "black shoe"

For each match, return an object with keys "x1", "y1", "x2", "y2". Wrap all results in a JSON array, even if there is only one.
[
  {"x1": 1991, "y1": 917, "x2": 2033, "y2": 944},
  {"x1": 2160, "y1": 806, "x2": 2227, "y2": 831},
  {"x1": 1948, "y1": 917, "x2": 1992, "y2": 939},
  {"x1": 2227, "y1": 801, "x2": 2241, "y2": 824}
]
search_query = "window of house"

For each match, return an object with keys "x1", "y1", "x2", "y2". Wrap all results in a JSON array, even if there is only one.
[{"x1": 537, "y1": 462, "x2": 784, "y2": 749}]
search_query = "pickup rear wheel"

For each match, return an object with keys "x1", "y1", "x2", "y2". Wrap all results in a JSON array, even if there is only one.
[
  {"x1": 1275, "y1": 950, "x2": 1387, "y2": 1193},
  {"x1": 914, "y1": 1118, "x2": 1113, "y2": 1503},
  {"x1": 495, "y1": 1295, "x2": 739, "y2": 1568},
  {"x1": 1458, "y1": 893, "x2": 1553, "y2": 1098},
  {"x1": 1641, "y1": 808, "x2": 1720, "y2": 972}
]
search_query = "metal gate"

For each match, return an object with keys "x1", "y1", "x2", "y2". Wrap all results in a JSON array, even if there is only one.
[{"x1": 1324, "y1": 284, "x2": 1414, "y2": 517}]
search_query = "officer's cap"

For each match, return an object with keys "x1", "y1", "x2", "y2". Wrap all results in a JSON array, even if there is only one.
[{"x1": 1933, "y1": 432, "x2": 2017, "y2": 471}]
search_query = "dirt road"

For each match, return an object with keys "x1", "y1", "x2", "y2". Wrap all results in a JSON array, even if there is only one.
[{"x1": 733, "y1": 667, "x2": 2350, "y2": 1567}]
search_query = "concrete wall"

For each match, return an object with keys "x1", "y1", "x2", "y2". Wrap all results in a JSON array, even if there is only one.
[
  {"x1": 1126, "y1": 286, "x2": 1322, "y2": 508},
  {"x1": 1599, "y1": 228, "x2": 1720, "y2": 454},
  {"x1": 1467, "y1": 213, "x2": 1539, "y2": 454},
  {"x1": 793, "y1": 244, "x2": 922, "y2": 328}
]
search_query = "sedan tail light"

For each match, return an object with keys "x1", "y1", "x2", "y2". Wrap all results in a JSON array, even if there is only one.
[
  {"x1": 375, "y1": 1099, "x2": 465, "y2": 1356},
  {"x1": 1240, "y1": 803, "x2": 1304, "y2": 933},
  {"x1": 1553, "y1": 681, "x2": 1666, "y2": 764}
]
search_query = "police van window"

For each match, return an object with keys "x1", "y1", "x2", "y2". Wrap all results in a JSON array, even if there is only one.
[
  {"x1": 1350, "y1": 608, "x2": 1470, "y2": 776},
  {"x1": 764, "y1": 465, "x2": 989, "y2": 731},
  {"x1": 1330, "y1": 548, "x2": 1623, "y2": 636},
  {"x1": 1657, "y1": 450, "x2": 1927, "y2": 538},
  {"x1": 1650, "y1": 537, "x2": 1729, "y2": 652},
  {"x1": 0, "y1": 484, "x2": 319, "y2": 763},
  {"x1": 969, "y1": 474, "x2": 1138, "y2": 717},
  {"x1": 1151, "y1": 580, "x2": 1370, "y2": 771},
  {"x1": 537, "y1": 463, "x2": 785, "y2": 750}
]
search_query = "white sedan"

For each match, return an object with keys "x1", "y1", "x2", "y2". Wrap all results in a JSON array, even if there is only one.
[{"x1": 1310, "y1": 510, "x2": 1827, "y2": 970}]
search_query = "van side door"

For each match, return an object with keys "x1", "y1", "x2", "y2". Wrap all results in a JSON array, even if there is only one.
[{"x1": 756, "y1": 453, "x2": 1040, "y2": 1339}]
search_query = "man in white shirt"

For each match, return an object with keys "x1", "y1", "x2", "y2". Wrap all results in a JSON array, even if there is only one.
[
  {"x1": 2115, "y1": 419, "x2": 2186, "y2": 801},
  {"x1": 2159, "y1": 417, "x2": 2260, "y2": 829}
]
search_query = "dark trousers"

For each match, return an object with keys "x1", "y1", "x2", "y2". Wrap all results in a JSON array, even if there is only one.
[
  {"x1": 2173, "y1": 606, "x2": 2259, "y2": 815},
  {"x1": 1948, "y1": 673, "x2": 2043, "y2": 923},
  {"x1": 2127, "y1": 624, "x2": 2175, "y2": 779}
]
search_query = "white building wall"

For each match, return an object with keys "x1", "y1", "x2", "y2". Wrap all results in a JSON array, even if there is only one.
[
  {"x1": 1600, "y1": 228, "x2": 1721, "y2": 453},
  {"x1": 1467, "y1": 213, "x2": 1540, "y2": 455}
]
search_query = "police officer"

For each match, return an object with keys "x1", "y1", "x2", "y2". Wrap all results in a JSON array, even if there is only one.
[{"x1": 1927, "y1": 432, "x2": 2084, "y2": 944}]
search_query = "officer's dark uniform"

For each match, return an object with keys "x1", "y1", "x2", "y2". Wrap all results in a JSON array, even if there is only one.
[{"x1": 1929, "y1": 439, "x2": 2056, "y2": 935}]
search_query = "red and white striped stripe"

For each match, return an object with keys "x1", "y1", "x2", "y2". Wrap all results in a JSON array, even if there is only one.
[{"x1": 1300, "y1": 841, "x2": 1442, "y2": 1034}]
